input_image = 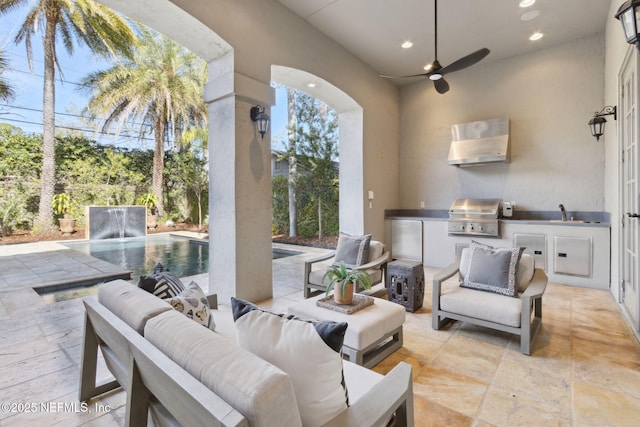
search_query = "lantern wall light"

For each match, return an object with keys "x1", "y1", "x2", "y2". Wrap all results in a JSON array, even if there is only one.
[
  {"x1": 615, "y1": 0, "x2": 640, "y2": 52},
  {"x1": 588, "y1": 106, "x2": 617, "y2": 142},
  {"x1": 250, "y1": 105, "x2": 270, "y2": 139}
]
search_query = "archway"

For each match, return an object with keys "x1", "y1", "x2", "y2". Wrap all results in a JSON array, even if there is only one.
[{"x1": 272, "y1": 66, "x2": 365, "y2": 235}]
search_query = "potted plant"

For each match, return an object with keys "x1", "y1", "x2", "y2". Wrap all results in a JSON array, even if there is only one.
[
  {"x1": 323, "y1": 262, "x2": 372, "y2": 305},
  {"x1": 52, "y1": 193, "x2": 76, "y2": 234},
  {"x1": 138, "y1": 193, "x2": 158, "y2": 229}
]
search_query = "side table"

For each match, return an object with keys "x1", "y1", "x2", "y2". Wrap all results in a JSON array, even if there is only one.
[{"x1": 387, "y1": 259, "x2": 425, "y2": 312}]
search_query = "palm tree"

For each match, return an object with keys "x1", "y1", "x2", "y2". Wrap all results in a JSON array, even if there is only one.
[
  {"x1": 0, "y1": 0, "x2": 136, "y2": 231},
  {"x1": 0, "y1": 50, "x2": 14, "y2": 101},
  {"x1": 81, "y1": 27, "x2": 207, "y2": 217}
]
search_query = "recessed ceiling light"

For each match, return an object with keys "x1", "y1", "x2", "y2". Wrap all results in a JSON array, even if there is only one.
[
  {"x1": 519, "y1": 0, "x2": 536, "y2": 8},
  {"x1": 307, "y1": 82, "x2": 316, "y2": 88},
  {"x1": 520, "y1": 10, "x2": 540, "y2": 21},
  {"x1": 401, "y1": 41, "x2": 413, "y2": 49},
  {"x1": 424, "y1": 63, "x2": 432, "y2": 71},
  {"x1": 529, "y1": 32, "x2": 544, "y2": 41}
]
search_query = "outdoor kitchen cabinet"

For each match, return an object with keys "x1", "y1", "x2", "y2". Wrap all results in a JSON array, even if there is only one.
[
  {"x1": 513, "y1": 233, "x2": 547, "y2": 272},
  {"x1": 553, "y1": 236, "x2": 592, "y2": 277},
  {"x1": 390, "y1": 219, "x2": 423, "y2": 262},
  {"x1": 503, "y1": 222, "x2": 609, "y2": 290}
]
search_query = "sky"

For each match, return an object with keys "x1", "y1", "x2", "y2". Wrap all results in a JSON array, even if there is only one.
[{"x1": 0, "y1": 5, "x2": 288, "y2": 152}]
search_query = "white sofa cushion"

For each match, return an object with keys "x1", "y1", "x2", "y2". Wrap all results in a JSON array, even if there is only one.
[
  {"x1": 232, "y1": 298, "x2": 348, "y2": 427},
  {"x1": 440, "y1": 286, "x2": 522, "y2": 328},
  {"x1": 98, "y1": 279, "x2": 171, "y2": 335},
  {"x1": 342, "y1": 360, "x2": 382, "y2": 403},
  {"x1": 145, "y1": 310, "x2": 302, "y2": 427}
]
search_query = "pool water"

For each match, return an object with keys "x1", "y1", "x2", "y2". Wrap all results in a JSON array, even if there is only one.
[{"x1": 63, "y1": 235, "x2": 300, "y2": 283}]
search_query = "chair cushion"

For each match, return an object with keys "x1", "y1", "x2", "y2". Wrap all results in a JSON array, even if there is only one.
[
  {"x1": 333, "y1": 233, "x2": 371, "y2": 267},
  {"x1": 460, "y1": 242, "x2": 524, "y2": 297},
  {"x1": 368, "y1": 240, "x2": 384, "y2": 262},
  {"x1": 231, "y1": 298, "x2": 348, "y2": 427},
  {"x1": 145, "y1": 310, "x2": 302, "y2": 427},
  {"x1": 516, "y1": 254, "x2": 535, "y2": 292},
  {"x1": 440, "y1": 286, "x2": 522, "y2": 328},
  {"x1": 98, "y1": 279, "x2": 172, "y2": 335}
]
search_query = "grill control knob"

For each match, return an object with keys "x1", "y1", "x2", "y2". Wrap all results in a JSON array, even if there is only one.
[{"x1": 478, "y1": 225, "x2": 484, "y2": 232}]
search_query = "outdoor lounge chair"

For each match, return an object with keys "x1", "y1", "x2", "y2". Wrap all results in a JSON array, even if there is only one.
[
  {"x1": 432, "y1": 247, "x2": 547, "y2": 355},
  {"x1": 304, "y1": 236, "x2": 390, "y2": 298}
]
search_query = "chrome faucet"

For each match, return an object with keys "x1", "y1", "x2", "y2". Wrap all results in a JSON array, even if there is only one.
[{"x1": 559, "y1": 204, "x2": 567, "y2": 221}]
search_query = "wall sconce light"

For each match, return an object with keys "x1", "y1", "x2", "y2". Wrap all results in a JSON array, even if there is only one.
[
  {"x1": 615, "y1": 0, "x2": 640, "y2": 52},
  {"x1": 250, "y1": 105, "x2": 270, "y2": 139},
  {"x1": 588, "y1": 106, "x2": 617, "y2": 142}
]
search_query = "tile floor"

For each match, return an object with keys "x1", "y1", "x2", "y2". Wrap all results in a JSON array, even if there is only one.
[{"x1": 1, "y1": 241, "x2": 639, "y2": 426}]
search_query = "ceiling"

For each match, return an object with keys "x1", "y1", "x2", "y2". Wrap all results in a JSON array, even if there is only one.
[{"x1": 277, "y1": 0, "x2": 613, "y2": 85}]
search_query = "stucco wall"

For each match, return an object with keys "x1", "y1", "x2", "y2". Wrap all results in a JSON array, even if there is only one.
[{"x1": 398, "y1": 34, "x2": 605, "y2": 213}]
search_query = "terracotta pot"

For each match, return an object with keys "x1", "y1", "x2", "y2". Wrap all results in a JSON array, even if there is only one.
[
  {"x1": 334, "y1": 281, "x2": 354, "y2": 305},
  {"x1": 147, "y1": 215, "x2": 158, "y2": 229},
  {"x1": 58, "y1": 218, "x2": 76, "y2": 234}
]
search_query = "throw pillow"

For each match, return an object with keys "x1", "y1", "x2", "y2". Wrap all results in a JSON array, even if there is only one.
[
  {"x1": 231, "y1": 298, "x2": 349, "y2": 426},
  {"x1": 461, "y1": 241, "x2": 524, "y2": 297},
  {"x1": 332, "y1": 233, "x2": 372, "y2": 268},
  {"x1": 167, "y1": 281, "x2": 215, "y2": 330},
  {"x1": 138, "y1": 263, "x2": 185, "y2": 300}
]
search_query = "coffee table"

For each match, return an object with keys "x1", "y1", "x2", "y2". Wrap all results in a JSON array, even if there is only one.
[{"x1": 287, "y1": 295, "x2": 406, "y2": 368}]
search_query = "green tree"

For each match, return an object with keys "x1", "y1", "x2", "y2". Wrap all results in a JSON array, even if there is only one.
[
  {"x1": 81, "y1": 27, "x2": 207, "y2": 217},
  {"x1": 0, "y1": 124, "x2": 42, "y2": 177},
  {"x1": 0, "y1": 49, "x2": 14, "y2": 101},
  {"x1": 0, "y1": 0, "x2": 137, "y2": 231},
  {"x1": 290, "y1": 91, "x2": 339, "y2": 239},
  {"x1": 287, "y1": 87, "x2": 298, "y2": 237}
]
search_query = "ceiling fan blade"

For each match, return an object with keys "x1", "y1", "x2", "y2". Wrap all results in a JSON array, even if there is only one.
[
  {"x1": 439, "y1": 48, "x2": 490, "y2": 75},
  {"x1": 380, "y1": 73, "x2": 429, "y2": 79},
  {"x1": 434, "y1": 78, "x2": 449, "y2": 94}
]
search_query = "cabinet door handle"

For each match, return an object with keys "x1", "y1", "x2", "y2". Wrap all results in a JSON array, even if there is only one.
[
  {"x1": 534, "y1": 250, "x2": 542, "y2": 255},
  {"x1": 558, "y1": 253, "x2": 567, "y2": 258},
  {"x1": 627, "y1": 213, "x2": 640, "y2": 218}
]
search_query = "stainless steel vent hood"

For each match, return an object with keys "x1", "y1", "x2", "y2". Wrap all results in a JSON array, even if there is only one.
[{"x1": 448, "y1": 117, "x2": 510, "y2": 166}]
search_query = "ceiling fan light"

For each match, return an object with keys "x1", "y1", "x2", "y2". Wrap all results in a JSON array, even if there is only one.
[{"x1": 429, "y1": 73, "x2": 443, "y2": 81}]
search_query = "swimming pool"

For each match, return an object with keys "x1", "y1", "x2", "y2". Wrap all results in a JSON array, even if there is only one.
[{"x1": 63, "y1": 235, "x2": 300, "y2": 282}]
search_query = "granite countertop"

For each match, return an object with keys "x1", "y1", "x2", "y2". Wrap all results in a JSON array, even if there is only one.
[{"x1": 385, "y1": 209, "x2": 611, "y2": 227}]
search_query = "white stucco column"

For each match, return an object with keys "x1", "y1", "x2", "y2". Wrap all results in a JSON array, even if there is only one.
[{"x1": 205, "y1": 54, "x2": 275, "y2": 304}]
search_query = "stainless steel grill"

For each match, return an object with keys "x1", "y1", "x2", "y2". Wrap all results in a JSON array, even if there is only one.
[{"x1": 447, "y1": 198, "x2": 501, "y2": 237}]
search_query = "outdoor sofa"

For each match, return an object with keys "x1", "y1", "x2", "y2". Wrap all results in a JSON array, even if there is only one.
[{"x1": 79, "y1": 279, "x2": 414, "y2": 426}]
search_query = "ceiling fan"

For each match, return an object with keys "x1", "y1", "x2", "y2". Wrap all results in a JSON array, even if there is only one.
[{"x1": 380, "y1": 0, "x2": 490, "y2": 94}]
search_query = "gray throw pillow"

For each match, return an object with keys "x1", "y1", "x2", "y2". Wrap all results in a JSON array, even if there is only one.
[
  {"x1": 461, "y1": 242, "x2": 523, "y2": 297},
  {"x1": 332, "y1": 233, "x2": 372, "y2": 268}
]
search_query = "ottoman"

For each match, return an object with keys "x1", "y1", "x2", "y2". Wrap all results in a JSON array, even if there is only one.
[{"x1": 287, "y1": 295, "x2": 405, "y2": 368}]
